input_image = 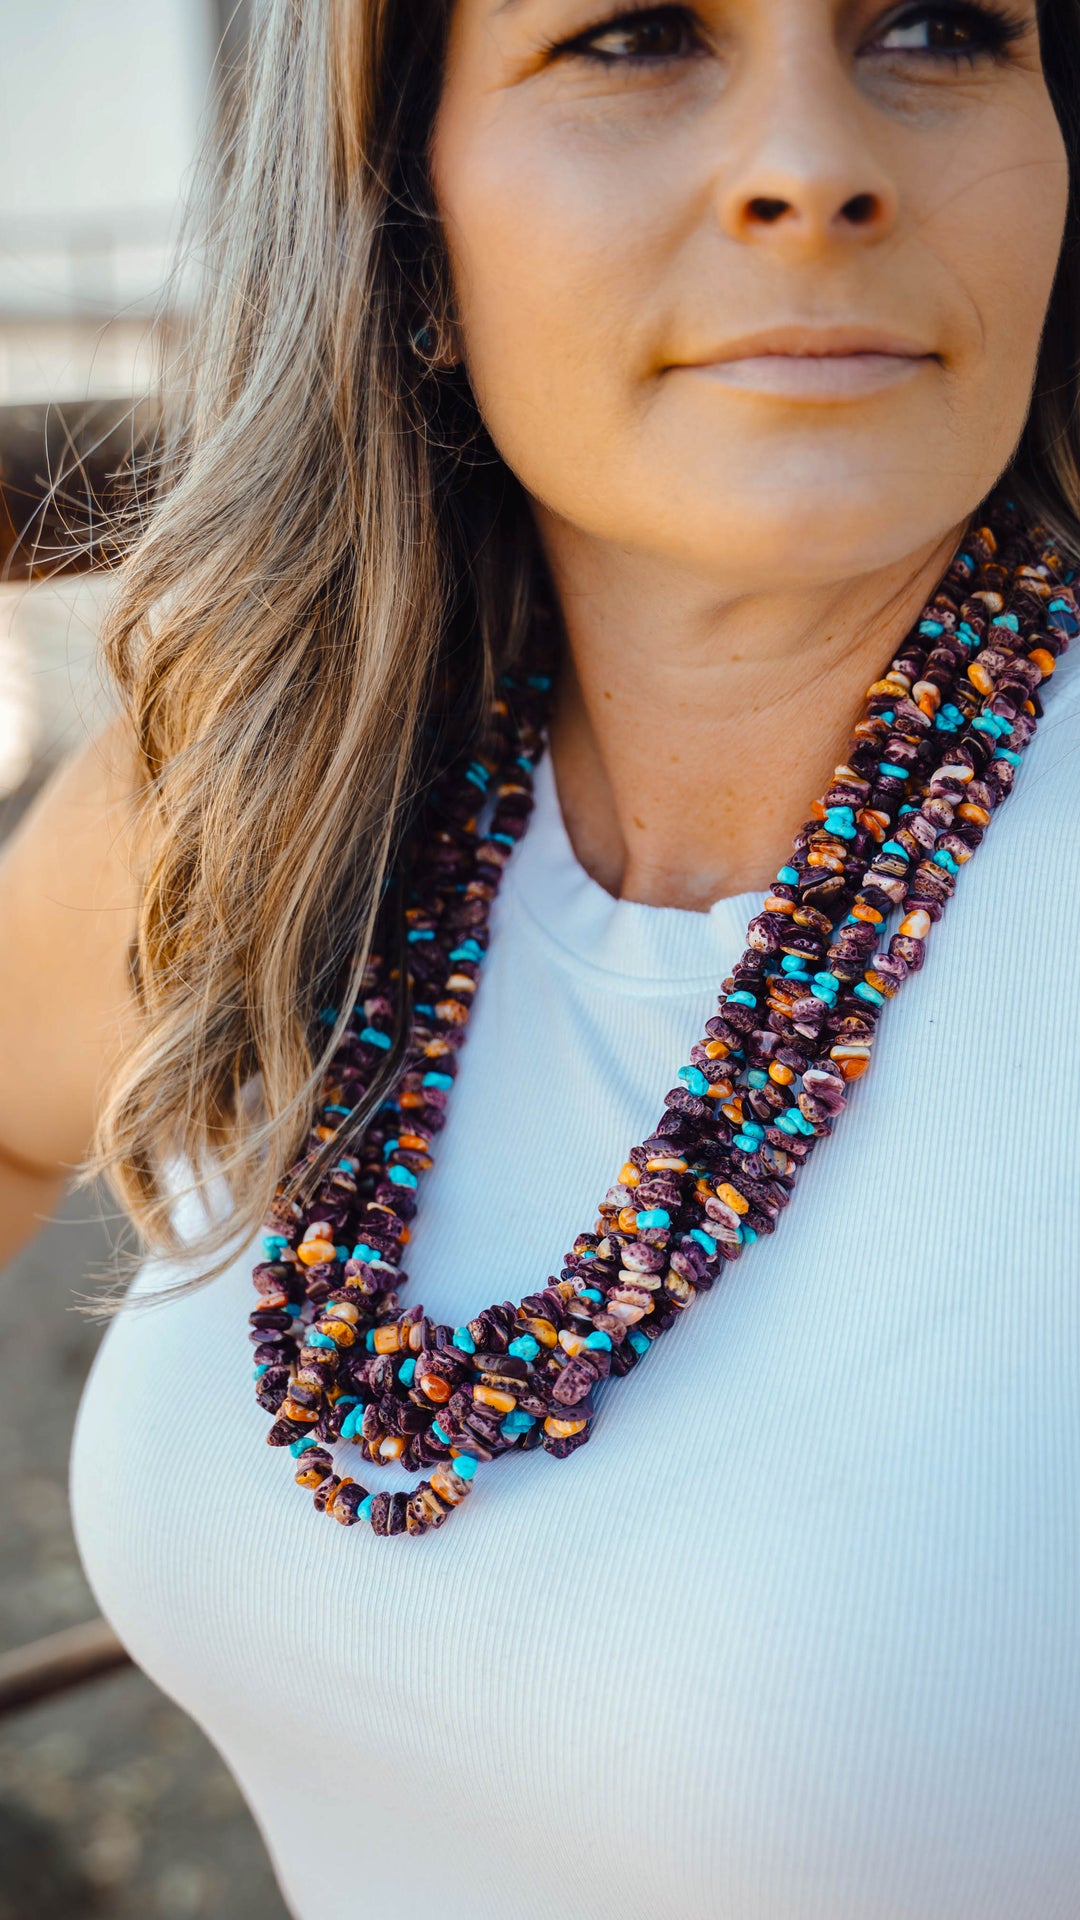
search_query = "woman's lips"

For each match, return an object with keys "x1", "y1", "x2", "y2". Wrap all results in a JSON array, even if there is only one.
[{"x1": 677, "y1": 350, "x2": 931, "y2": 400}]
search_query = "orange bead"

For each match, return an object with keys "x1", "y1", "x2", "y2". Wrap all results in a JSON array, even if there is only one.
[
  {"x1": 544, "y1": 1414, "x2": 587, "y2": 1438},
  {"x1": 957, "y1": 801, "x2": 990, "y2": 826},
  {"x1": 295, "y1": 1463, "x2": 329, "y2": 1488},
  {"x1": 519, "y1": 1316, "x2": 558, "y2": 1347},
  {"x1": 851, "y1": 904, "x2": 884, "y2": 924},
  {"x1": 646, "y1": 1154, "x2": 687, "y2": 1171},
  {"x1": 715, "y1": 1181, "x2": 749, "y2": 1216},
  {"x1": 372, "y1": 1324, "x2": 401, "y2": 1354},
  {"x1": 297, "y1": 1237, "x2": 336, "y2": 1266},
  {"x1": 418, "y1": 1372, "x2": 451, "y2": 1404},
  {"x1": 430, "y1": 1466, "x2": 467, "y2": 1506},
  {"x1": 768, "y1": 1061, "x2": 795, "y2": 1085},
  {"x1": 618, "y1": 1161, "x2": 640, "y2": 1186},
  {"x1": 617, "y1": 1207, "x2": 640, "y2": 1235},
  {"x1": 377, "y1": 1436, "x2": 407, "y2": 1460},
  {"x1": 703, "y1": 1039, "x2": 730, "y2": 1059},
  {"x1": 435, "y1": 999, "x2": 470, "y2": 1025},
  {"x1": 899, "y1": 908, "x2": 931, "y2": 939},
  {"x1": 864, "y1": 969, "x2": 896, "y2": 998},
  {"x1": 400, "y1": 1091, "x2": 425, "y2": 1109},
  {"x1": 474, "y1": 1383, "x2": 517, "y2": 1413},
  {"x1": 859, "y1": 808, "x2": 890, "y2": 840},
  {"x1": 1028, "y1": 647, "x2": 1055, "y2": 676},
  {"x1": 281, "y1": 1398, "x2": 318, "y2": 1424}
]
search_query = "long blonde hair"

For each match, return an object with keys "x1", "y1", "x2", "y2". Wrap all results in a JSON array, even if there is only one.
[{"x1": 80, "y1": 0, "x2": 1080, "y2": 1306}]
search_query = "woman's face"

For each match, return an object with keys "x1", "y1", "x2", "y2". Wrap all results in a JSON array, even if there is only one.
[{"x1": 431, "y1": 0, "x2": 1068, "y2": 588}]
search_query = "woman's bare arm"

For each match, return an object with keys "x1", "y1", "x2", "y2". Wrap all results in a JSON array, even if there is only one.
[{"x1": 0, "y1": 710, "x2": 147, "y2": 1266}]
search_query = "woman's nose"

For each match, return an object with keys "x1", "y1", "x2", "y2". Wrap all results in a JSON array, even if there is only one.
[{"x1": 714, "y1": 66, "x2": 899, "y2": 252}]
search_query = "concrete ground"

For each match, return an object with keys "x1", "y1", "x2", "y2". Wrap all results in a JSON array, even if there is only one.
[{"x1": 0, "y1": 577, "x2": 289, "y2": 1918}]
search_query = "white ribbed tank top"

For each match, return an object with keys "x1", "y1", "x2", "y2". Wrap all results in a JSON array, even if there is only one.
[{"x1": 70, "y1": 653, "x2": 1080, "y2": 1920}]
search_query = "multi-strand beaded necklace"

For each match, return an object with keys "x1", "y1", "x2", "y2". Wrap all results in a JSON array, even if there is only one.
[{"x1": 249, "y1": 490, "x2": 1078, "y2": 1538}]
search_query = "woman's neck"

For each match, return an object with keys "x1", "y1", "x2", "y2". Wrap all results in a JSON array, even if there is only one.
[{"x1": 542, "y1": 518, "x2": 970, "y2": 912}]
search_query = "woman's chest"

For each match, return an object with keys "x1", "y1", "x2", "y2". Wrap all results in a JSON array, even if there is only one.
[{"x1": 70, "y1": 738, "x2": 1080, "y2": 1916}]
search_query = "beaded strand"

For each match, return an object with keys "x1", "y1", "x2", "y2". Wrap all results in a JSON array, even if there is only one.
[{"x1": 248, "y1": 490, "x2": 1078, "y2": 1536}]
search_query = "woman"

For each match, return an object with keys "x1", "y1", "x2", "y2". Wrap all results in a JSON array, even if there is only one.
[{"x1": 2, "y1": 0, "x2": 1079, "y2": 1913}]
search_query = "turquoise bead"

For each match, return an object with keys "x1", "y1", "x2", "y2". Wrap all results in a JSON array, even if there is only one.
[
  {"x1": 262, "y1": 1234, "x2": 287, "y2": 1258},
  {"x1": 878, "y1": 761, "x2": 908, "y2": 778},
  {"x1": 398, "y1": 1357, "x2": 416, "y2": 1386},
  {"x1": 992, "y1": 611, "x2": 1020, "y2": 630},
  {"x1": 690, "y1": 1227, "x2": 717, "y2": 1255},
  {"x1": 252, "y1": 1364, "x2": 268, "y2": 1378},
  {"x1": 449, "y1": 939, "x2": 483, "y2": 962},
  {"x1": 422, "y1": 1070, "x2": 453, "y2": 1089},
  {"x1": 584, "y1": 1330, "x2": 612, "y2": 1350},
  {"x1": 359, "y1": 1494, "x2": 376, "y2": 1522},
  {"x1": 290, "y1": 1434, "x2": 318, "y2": 1457},
  {"x1": 881, "y1": 840, "x2": 907, "y2": 857},
  {"x1": 407, "y1": 928, "x2": 435, "y2": 942},
  {"x1": 452, "y1": 1326, "x2": 476, "y2": 1353},
  {"x1": 501, "y1": 1408, "x2": 536, "y2": 1431},
  {"x1": 387, "y1": 1165, "x2": 418, "y2": 1189},
  {"x1": 340, "y1": 1406, "x2": 362, "y2": 1440},
  {"x1": 352, "y1": 1242, "x2": 380, "y2": 1263},
  {"x1": 777, "y1": 865, "x2": 799, "y2": 884},
  {"x1": 365, "y1": 1329, "x2": 376, "y2": 1350},
  {"x1": 628, "y1": 1330, "x2": 651, "y2": 1355},
  {"x1": 306, "y1": 1330, "x2": 338, "y2": 1350},
  {"x1": 994, "y1": 746, "x2": 1022, "y2": 766},
  {"x1": 452, "y1": 1453, "x2": 478, "y2": 1480},
  {"x1": 359, "y1": 1025, "x2": 391, "y2": 1049},
  {"x1": 747, "y1": 1068, "x2": 767, "y2": 1087},
  {"x1": 741, "y1": 1224, "x2": 758, "y2": 1244},
  {"x1": 635, "y1": 1208, "x2": 671, "y2": 1229},
  {"x1": 727, "y1": 990, "x2": 757, "y2": 1008},
  {"x1": 509, "y1": 1334, "x2": 540, "y2": 1361},
  {"x1": 576, "y1": 1286, "x2": 602, "y2": 1302},
  {"x1": 431, "y1": 1421, "x2": 450, "y2": 1443},
  {"x1": 678, "y1": 1066, "x2": 709, "y2": 1096},
  {"x1": 854, "y1": 981, "x2": 885, "y2": 1005}
]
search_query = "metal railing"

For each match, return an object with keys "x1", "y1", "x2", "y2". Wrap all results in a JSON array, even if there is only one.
[{"x1": 0, "y1": 1618, "x2": 131, "y2": 1717}]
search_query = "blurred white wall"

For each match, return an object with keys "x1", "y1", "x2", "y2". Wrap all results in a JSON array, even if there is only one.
[
  {"x1": 0, "y1": 0, "x2": 219, "y2": 401},
  {"x1": 0, "y1": 0, "x2": 230, "y2": 797}
]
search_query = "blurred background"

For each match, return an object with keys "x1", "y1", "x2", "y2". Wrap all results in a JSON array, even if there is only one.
[{"x1": 0, "y1": 4, "x2": 290, "y2": 1913}]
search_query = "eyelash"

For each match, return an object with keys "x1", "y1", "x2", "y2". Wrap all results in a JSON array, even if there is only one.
[{"x1": 544, "y1": 2, "x2": 1030, "y2": 71}]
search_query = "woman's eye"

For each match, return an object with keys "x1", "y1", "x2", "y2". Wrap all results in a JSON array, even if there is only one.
[
  {"x1": 869, "y1": 2, "x2": 1028, "y2": 64},
  {"x1": 555, "y1": 6, "x2": 700, "y2": 64}
]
